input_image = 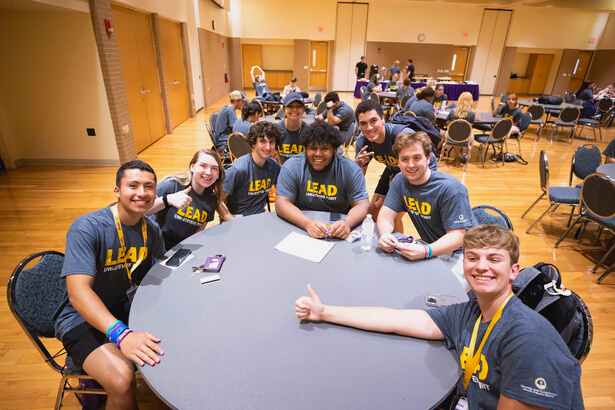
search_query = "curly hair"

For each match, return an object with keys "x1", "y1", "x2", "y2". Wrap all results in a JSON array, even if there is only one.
[
  {"x1": 300, "y1": 121, "x2": 343, "y2": 150},
  {"x1": 247, "y1": 121, "x2": 281, "y2": 147},
  {"x1": 355, "y1": 99, "x2": 383, "y2": 121}
]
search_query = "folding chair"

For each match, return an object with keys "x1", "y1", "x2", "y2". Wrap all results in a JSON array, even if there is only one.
[
  {"x1": 7, "y1": 251, "x2": 106, "y2": 408},
  {"x1": 550, "y1": 106, "x2": 580, "y2": 144},
  {"x1": 438, "y1": 119, "x2": 473, "y2": 171},
  {"x1": 475, "y1": 118, "x2": 512, "y2": 167},
  {"x1": 471, "y1": 205, "x2": 513, "y2": 231},
  {"x1": 526, "y1": 104, "x2": 545, "y2": 138},
  {"x1": 569, "y1": 144, "x2": 602, "y2": 188},
  {"x1": 508, "y1": 113, "x2": 531, "y2": 157},
  {"x1": 228, "y1": 133, "x2": 252, "y2": 162}
]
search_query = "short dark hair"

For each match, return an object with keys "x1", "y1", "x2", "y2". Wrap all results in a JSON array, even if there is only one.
[
  {"x1": 408, "y1": 59, "x2": 413, "y2": 63},
  {"x1": 324, "y1": 92, "x2": 340, "y2": 104},
  {"x1": 403, "y1": 78, "x2": 411, "y2": 86},
  {"x1": 300, "y1": 121, "x2": 343, "y2": 150},
  {"x1": 417, "y1": 86, "x2": 435, "y2": 100},
  {"x1": 241, "y1": 101, "x2": 263, "y2": 120},
  {"x1": 116, "y1": 160, "x2": 156, "y2": 187},
  {"x1": 355, "y1": 99, "x2": 383, "y2": 121},
  {"x1": 247, "y1": 121, "x2": 281, "y2": 147}
]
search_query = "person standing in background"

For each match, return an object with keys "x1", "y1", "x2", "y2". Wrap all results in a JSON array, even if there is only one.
[
  {"x1": 355, "y1": 56, "x2": 368, "y2": 80},
  {"x1": 406, "y1": 59, "x2": 415, "y2": 82}
]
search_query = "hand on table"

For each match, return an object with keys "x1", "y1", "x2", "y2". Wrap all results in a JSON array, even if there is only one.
[
  {"x1": 119, "y1": 331, "x2": 164, "y2": 367},
  {"x1": 306, "y1": 219, "x2": 328, "y2": 239},
  {"x1": 329, "y1": 220, "x2": 351, "y2": 240},
  {"x1": 295, "y1": 284, "x2": 324, "y2": 321},
  {"x1": 168, "y1": 187, "x2": 193, "y2": 209},
  {"x1": 378, "y1": 233, "x2": 398, "y2": 252},
  {"x1": 396, "y1": 242, "x2": 428, "y2": 261},
  {"x1": 355, "y1": 146, "x2": 374, "y2": 168}
]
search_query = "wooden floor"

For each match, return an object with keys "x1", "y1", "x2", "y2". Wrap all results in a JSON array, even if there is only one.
[{"x1": 1, "y1": 92, "x2": 614, "y2": 409}]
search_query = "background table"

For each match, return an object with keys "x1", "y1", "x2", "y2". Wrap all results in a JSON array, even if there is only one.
[
  {"x1": 354, "y1": 81, "x2": 479, "y2": 101},
  {"x1": 130, "y1": 212, "x2": 467, "y2": 409},
  {"x1": 597, "y1": 163, "x2": 615, "y2": 179},
  {"x1": 438, "y1": 110, "x2": 502, "y2": 125}
]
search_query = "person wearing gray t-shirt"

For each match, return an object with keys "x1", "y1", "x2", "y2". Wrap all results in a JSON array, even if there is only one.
[{"x1": 276, "y1": 121, "x2": 369, "y2": 240}]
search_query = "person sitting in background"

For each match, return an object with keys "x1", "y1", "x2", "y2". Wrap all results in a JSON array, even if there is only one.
[
  {"x1": 396, "y1": 78, "x2": 415, "y2": 101},
  {"x1": 390, "y1": 60, "x2": 401, "y2": 80},
  {"x1": 403, "y1": 87, "x2": 421, "y2": 113},
  {"x1": 147, "y1": 149, "x2": 233, "y2": 250},
  {"x1": 409, "y1": 87, "x2": 436, "y2": 123},
  {"x1": 222, "y1": 122, "x2": 281, "y2": 216},
  {"x1": 387, "y1": 73, "x2": 402, "y2": 90},
  {"x1": 446, "y1": 91, "x2": 475, "y2": 159},
  {"x1": 251, "y1": 65, "x2": 270, "y2": 97},
  {"x1": 294, "y1": 224, "x2": 583, "y2": 410},
  {"x1": 576, "y1": 81, "x2": 596, "y2": 101},
  {"x1": 365, "y1": 74, "x2": 382, "y2": 100},
  {"x1": 282, "y1": 77, "x2": 301, "y2": 98},
  {"x1": 596, "y1": 82, "x2": 615, "y2": 99},
  {"x1": 232, "y1": 101, "x2": 263, "y2": 136},
  {"x1": 276, "y1": 121, "x2": 369, "y2": 240},
  {"x1": 433, "y1": 84, "x2": 448, "y2": 111},
  {"x1": 276, "y1": 92, "x2": 309, "y2": 164},
  {"x1": 316, "y1": 91, "x2": 355, "y2": 135},
  {"x1": 214, "y1": 91, "x2": 248, "y2": 154},
  {"x1": 495, "y1": 93, "x2": 521, "y2": 138}
]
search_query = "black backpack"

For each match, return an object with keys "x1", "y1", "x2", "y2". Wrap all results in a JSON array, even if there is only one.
[
  {"x1": 512, "y1": 263, "x2": 583, "y2": 346},
  {"x1": 537, "y1": 95, "x2": 564, "y2": 105}
]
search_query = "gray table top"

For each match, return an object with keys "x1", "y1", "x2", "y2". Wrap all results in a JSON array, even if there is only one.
[
  {"x1": 518, "y1": 100, "x2": 576, "y2": 110},
  {"x1": 437, "y1": 110, "x2": 502, "y2": 125},
  {"x1": 597, "y1": 163, "x2": 615, "y2": 179},
  {"x1": 130, "y1": 212, "x2": 467, "y2": 409}
]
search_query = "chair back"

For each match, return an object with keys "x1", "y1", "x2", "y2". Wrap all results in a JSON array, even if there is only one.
[
  {"x1": 597, "y1": 98, "x2": 613, "y2": 112},
  {"x1": 369, "y1": 92, "x2": 380, "y2": 102},
  {"x1": 205, "y1": 122, "x2": 217, "y2": 150},
  {"x1": 446, "y1": 119, "x2": 472, "y2": 144},
  {"x1": 209, "y1": 112, "x2": 219, "y2": 132},
  {"x1": 400, "y1": 95, "x2": 410, "y2": 110},
  {"x1": 228, "y1": 133, "x2": 252, "y2": 161},
  {"x1": 517, "y1": 112, "x2": 532, "y2": 132},
  {"x1": 526, "y1": 104, "x2": 545, "y2": 120},
  {"x1": 404, "y1": 110, "x2": 416, "y2": 117},
  {"x1": 360, "y1": 86, "x2": 367, "y2": 100},
  {"x1": 500, "y1": 93, "x2": 507, "y2": 103},
  {"x1": 570, "y1": 144, "x2": 601, "y2": 185},
  {"x1": 559, "y1": 106, "x2": 580, "y2": 123},
  {"x1": 569, "y1": 291, "x2": 593, "y2": 364},
  {"x1": 539, "y1": 150, "x2": 550, "y2": 194},
  {"x1": 580, "y1": 173, "x2": 615, "y2": 219},
  {"x1": 316, "y1": 101, "x2": 327, "y2": 115},
  {"x1": 313, "y1": 92, "x2": 322, "y2": 107},
  {"x1": 471, "y1": 205, "x2": 513, "y2": 230},
  {"x1": 7, "y1": 251, "x2": 67, "y2": 373},
  {"x1": 490, "y1": 118, "x2": 512, "y2": 141}
]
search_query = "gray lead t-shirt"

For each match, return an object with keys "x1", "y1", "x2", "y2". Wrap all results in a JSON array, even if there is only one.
[
  {"x1": 276, "y1": 153, "x2": 368, "y2": 214},
  {"x1": 223, "y1": 154, "x2": 281, "y2": 216},
  {"x1": 321, "y1": 101, "x2": 355, "y2": 132},
  {"x1": 383, "y1": 171, "x2": 476, "y2": 247}
]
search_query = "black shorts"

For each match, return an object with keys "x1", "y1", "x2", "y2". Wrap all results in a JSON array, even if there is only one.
[
  {"x1": 62, "y1": 305, "x2": 130, "y2": 369},
  {"x1": 374, "y1": 166, "x2": 398, "y2": 196}
]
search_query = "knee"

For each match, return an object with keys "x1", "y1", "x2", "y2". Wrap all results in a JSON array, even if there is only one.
[{"x1": 105, "y1": 369, "x2": 135, "y2": 397}]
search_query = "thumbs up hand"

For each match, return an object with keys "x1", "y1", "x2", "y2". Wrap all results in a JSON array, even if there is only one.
[{"x1": 168, "y1": 186, "x2": 193, "y2": 209}]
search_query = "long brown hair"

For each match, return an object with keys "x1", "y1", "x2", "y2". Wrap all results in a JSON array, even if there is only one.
[{"x1": 163, "y1": 149, "x2": 225, "y2": 207}]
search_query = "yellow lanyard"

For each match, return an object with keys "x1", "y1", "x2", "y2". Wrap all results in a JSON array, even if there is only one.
[
  {"x1": 462, "y1": 293, "x2": 513, "y2": 391},
  {"x1": 111, "y1": 204, "x2": 147, "y2": 281}
]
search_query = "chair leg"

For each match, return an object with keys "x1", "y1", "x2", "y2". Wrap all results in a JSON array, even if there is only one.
[
  {"x1": 554, "y1": 214, "x2": 584, "y2": 248},
  {"x1": 521, "y1": 193, "x2": 546, "y2": 218},
  {"x1": 596, "y1": 263, "x2": 615, "y2": 284},
  {"x1": 567, "y1": 205, "x2": 576, "y2": 226},
  {"x1": 592, "y1": 239, "x2": 615, "y2": 273},
  {"x1": 526, "y1": 204, "x2": 557, "y2": 234}
]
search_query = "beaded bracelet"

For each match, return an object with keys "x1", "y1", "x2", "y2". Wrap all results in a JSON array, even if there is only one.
[
  {"x1": 116, "y1": 329, "x2": 133, "y2": 349},
  {"x1": 106, "y1": 320, "x2": 122, "y2": 338}
]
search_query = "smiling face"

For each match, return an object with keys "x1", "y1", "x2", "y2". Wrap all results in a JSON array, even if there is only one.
[
  {"x1": 357, "y1": 109, "x2": 386, "y2": 144},
  {"x1": 284, "y1": 101, "x2": 305, "y2": 122},
  {"x1": 114, "y1": 169, "x2": 157, "y2": 219},
  {"x1": 306, "y1": 142, "x2": 335, "y2": 171},
  {"x1": 463, "y1": 247, "x2": 519, "y2": 299},
  {"x1": 397, "y1": 144, "x2": 430, "y2": 185},
  {"x1": 252, "y1": 136, "x2": 276, "y2": 162},
  {"x1": 435, "y1": 86, "x2": 444, "y2": 98},
  {"x1": 190, "y1": 152, "x2": 220, "y2": 192}
]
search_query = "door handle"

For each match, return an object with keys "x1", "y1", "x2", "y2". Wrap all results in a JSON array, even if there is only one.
[
  {"x1": 173, "y1": 80, "x2": 180, "y2": 85},
  {"x1": 140, "y1": 86, "x2": 151, "y2": 94}
]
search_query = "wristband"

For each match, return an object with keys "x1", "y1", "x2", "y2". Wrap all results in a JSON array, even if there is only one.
[
  {"x1": 162, "y1": 194, "x2": 170, "y2": 208},
  {"x1": 109, "y1": 323, "x2": 129, "y2": 344},
  {"x1": 116, "y1": 329, "x2": 133, "y2": 349},
  {"x1": 342, "y1": 219, "x2": 351, "y2": 229},
  {"x1": 106, "y1": 320, "x2": 122, "y2": 338},
  {"x1": 423, "y1": 245, "x2": 429, "y2": 259},
  {"x1": 426, "y1": 243, "x2": 433, "y2": 258}
]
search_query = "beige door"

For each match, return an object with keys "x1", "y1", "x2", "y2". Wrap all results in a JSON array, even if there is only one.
[
  {"x1": 160, "y1": 19, "x2": 189, "y2": 129},
  {"x1": 568, "y1": 51, "x2": 593, "y2": 93},
  {"x1": 527, "y1": 54, "x2": 554, "y2": 94},
  {"x1": 309, "y1": 41, "x2": 328, "y2": 90},
  {"x1": 242, "y1": 44, "x2": 262, "y2": 89},
  {"x1": 112, "y1": 5, "x2": 166, "y2": 152},
  {"x1": 449, "y1": 46, "x2": 470, "y2": 82}
]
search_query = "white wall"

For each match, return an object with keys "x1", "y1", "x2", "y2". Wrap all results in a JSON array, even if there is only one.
[
  {"x1": 0, "y1": 11, "x2": 118, "y2": 166},
  {"x1": 508, "y1": 7, "x2": 609, "y2": 50},
  {"x1": 198, "y1": 0, "x2": 230, "y2": 36}
]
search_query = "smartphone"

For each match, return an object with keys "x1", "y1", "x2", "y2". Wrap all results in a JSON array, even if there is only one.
[
  {"x1": 424, "y1": 293, "x2": 461, "y2": 308},
  {"x1": 329, "y1": 212, "x2": 341, "y2": 223},
  {"x1": 165, "y1": 248, "x2": 192, "y2": 267}
]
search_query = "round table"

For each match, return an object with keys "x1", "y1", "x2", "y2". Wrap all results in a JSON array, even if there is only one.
[
  {"x1": 130, "y1": 212, "x2": 467, "y2": 409},
  {"x1": 597, "y1": 163, "x2": 615, "y2": 179}
]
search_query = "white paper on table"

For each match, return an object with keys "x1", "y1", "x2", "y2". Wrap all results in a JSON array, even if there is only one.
[{"x1": 274, "y1": 231, "x2": 335, "y2": 263}]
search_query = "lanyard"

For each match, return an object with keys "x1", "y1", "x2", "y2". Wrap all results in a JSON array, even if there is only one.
[
  {"x1": 111, "y1": 204, "x2": 147, "y2": 281},
  {"x1": 462, "y1": 293, "x2": 513, "y2": 391}
]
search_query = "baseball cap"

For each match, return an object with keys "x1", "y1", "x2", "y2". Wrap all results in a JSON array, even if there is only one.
[
  {"x1": 283, "y1": 92, "x2": 304, "y2": 106},
  {"x1": 230, "y1": 90, "x2": 249, "y2": 102}
]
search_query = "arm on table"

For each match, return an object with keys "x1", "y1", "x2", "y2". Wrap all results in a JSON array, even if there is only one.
[
  {"x1": 66, "y1": 274, "x2": 163, "y2": 366},
  {"x1": 377, "y1": 205, "x2": 400, "y2": 252},
  {"x1": 329, "y1": 198, "x2": 369, "y2": 239},
  {"x1": 295, "y1": 284, "x2": 443, "y2": 339},
  {"x1": 395, "y1": 227, "x2": 465, "y2": 261},
  {"x1": 275, "y1": 194, "x2": 328, "y2": 238}
]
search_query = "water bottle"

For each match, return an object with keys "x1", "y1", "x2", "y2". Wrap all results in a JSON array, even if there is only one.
[{"x1": 361, "y1": 214, "x2": 375, "y2": 251}]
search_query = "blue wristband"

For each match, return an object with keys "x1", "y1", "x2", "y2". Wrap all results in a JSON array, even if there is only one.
[
  {"x1": 426, "y1": 244, "x2": 433, "y2": 258},
  {"x1": 106, "y1": 320, "x2": 122, "y2": 338}
]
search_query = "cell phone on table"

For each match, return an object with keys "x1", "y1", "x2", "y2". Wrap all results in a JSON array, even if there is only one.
[
  {"x1": 425, "y1": 293, "x2": 461, "y2": 308},
  {"x1": 329, "y1": 212, "x2": 341, "y2": 223},
  {"x1": 165, "y1": 248, "x2": 192, "y2": 267}
]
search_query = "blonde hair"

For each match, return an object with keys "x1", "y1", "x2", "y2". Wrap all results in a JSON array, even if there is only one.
[
  {"x1": 453, "y1": 92, "x2": 473, "y2": 119},
  {"x1": 426, "y1": 79, "x2": 437, "y2": 89}
]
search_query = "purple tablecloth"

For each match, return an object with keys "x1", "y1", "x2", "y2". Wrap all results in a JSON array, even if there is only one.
[{"x1": 353, "y1": 81, "x2": 479, "y2": 101}]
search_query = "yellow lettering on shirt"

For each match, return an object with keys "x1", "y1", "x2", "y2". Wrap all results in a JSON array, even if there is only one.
[
  {"x1": 176, "y1": 207, "x2": 185, "y2": 216},
  {"x1": 306, "y1": 181, "x2": 338, "y2": 197},
  {"x1": 279, "y1": 144, "x2": 305, "y2": 155},
  {"x1": 249, "y1": 179, "x2": 272, "y2": 192},
  {"x1": 105, "y1": 247, "x2": 149, "y2": 266},
  {"x1": 176, "y1": 205, "x2": 206, "y2": 222},
  {"x1": 460, "y1": 346, "x2": 489, "y2": 380},
  {"x1": 374, "y1": 155, "x2": 398, "y2": 166},
  {"x1": 403, "y1": 197, "x2": 431, "y2": 215},
  {"x1": 185, "y1": 206, "x2": 193, "y2": 218}
]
